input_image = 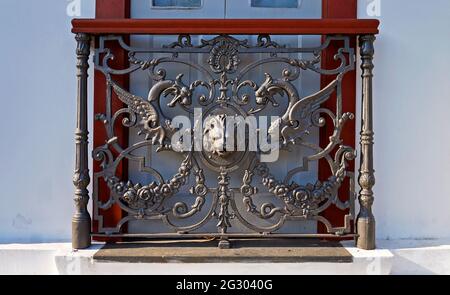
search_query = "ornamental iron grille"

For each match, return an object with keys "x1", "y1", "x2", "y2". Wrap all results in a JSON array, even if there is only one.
[{"x1": 73, "y1": 29, "x2": 376, "y2": 250}]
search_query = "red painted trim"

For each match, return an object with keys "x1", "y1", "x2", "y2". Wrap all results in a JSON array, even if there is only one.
[
  {"x1": 323, "y1": 0, "x2": 357, "y2": 18},
  {"x1": 95, "y1": 0, "x2": 130, "y2": 18},
  {"x1": 72, "y1": 18, "x2": 379, "y2": 35},
  {"x1": 92, "y1": 0, "x2": 130, "y2": 240},
  {"x1": 318, "y1": 0, "x2": 357, "y2": 235}
]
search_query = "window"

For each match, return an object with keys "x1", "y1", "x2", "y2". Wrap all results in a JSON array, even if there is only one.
[
  {"x1": 251, "y1": 0, "x2": 299, "y2": 8},
  {"x1": 152, "y1": 0, "x2": 202, "y2": 8}
]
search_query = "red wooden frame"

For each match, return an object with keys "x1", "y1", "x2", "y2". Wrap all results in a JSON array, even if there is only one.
[
  {"x1": 89, "y1": 1, "x2": 378, "y2": 238},
  {"x1": 318, "y1": 0, "x2": 357, "y2": 235},
  {"x1": 73, "y1": 18, "x2": 378, "y2": 35},
  {"x1": 92, "y1": 0, "x2": 130, "y2": 241}
]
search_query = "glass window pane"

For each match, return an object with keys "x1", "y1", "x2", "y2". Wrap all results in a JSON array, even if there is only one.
[
  {"x1": 251, "y1": 0, "x2": 298, "y2": 8},
  {"x1": 153, "y1": 0, "x2": 201, "y2": 8}
]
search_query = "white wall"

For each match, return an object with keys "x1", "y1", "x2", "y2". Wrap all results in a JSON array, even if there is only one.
[
  {"x1": 0, "y1": 0, "x2": 449, "y2": 243},
  {"x1": 357, "y1": 0, "x2": 450, "y2": 239},
  {"x1": 0, "y1": 0, "x2": 95, "y2": 243}
]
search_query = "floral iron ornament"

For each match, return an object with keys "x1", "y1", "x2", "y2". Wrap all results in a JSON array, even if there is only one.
[{"x1": 91, "y1": 34, "x2": 358, "y2": 244}]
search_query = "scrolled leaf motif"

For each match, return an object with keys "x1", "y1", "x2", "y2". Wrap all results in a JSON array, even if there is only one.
[
  {"x1": 172, "y1": 168, "x2": 208, "y2": 219},
  {"x1": 129, "y1": 54, "x2": 161, "y2": 71},
  {"x1": 216, "y1": 170, "x2": 232, "y2": 232},
  {"x1": 92, "y1": 144, "x2": 114, "y2": 169},
  {"x1": 234, "y1": 80, "x2": 257, "y2": 106},
  {"x1": 256, "y1": 35, "x2": 285, "y2": 49},
  {"x1": 164, "y1": 74, "x2": 193, "y2": 107},
  {"x1": 163, "y1": 34, "x2": 193, "y2": 48},
  {"x1": 288, "y1": 54, "x2": 321, "y2": 71},
  {"x1": 240, "y1": 170, "x2": 257, "y2": 197}
]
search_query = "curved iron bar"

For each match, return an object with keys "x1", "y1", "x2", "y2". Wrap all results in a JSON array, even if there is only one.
[{"x1": 91, "y1": 33, "x2": 358, "y2": 238}]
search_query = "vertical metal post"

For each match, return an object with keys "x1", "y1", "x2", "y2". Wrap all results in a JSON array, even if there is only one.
[
  {"x1": 356, "y1": 35, "x2": 376, "y2": 250},
  {"x1": 72, "y1": 33, "x2": 91, "y2": 249}
]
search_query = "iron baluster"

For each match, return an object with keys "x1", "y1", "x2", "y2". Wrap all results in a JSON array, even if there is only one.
[
  {"x1": 356, "y1": 35, "x2": 376, "y2": 250},
  {"x1": 72, "y1": 33, "x2": 91, "y2": 249}
]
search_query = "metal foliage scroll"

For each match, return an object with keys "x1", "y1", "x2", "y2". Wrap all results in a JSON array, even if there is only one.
[{"x1": 92, "y1": 34, "x2": 356, "y2": 238}]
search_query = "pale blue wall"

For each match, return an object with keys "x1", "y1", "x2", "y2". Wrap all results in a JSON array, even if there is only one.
[
  {"x1": 0, "y1": 0, "x2": 449, "y2": 243},
  {"x1": 357, "y1": 0, "x2": 450, "y2": 239},
  {"x1": 0, "y1": 0, "x2": 95, "y2": 243}
]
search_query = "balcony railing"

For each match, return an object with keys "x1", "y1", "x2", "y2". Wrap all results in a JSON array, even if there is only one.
[{"x1": 71, "y1": 19, "x2": 379, "y2": 250}]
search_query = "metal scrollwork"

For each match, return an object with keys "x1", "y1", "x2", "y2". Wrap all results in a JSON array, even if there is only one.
[
  {"x1": 92, "y1": 34, "x2": 357, "y2": 239},
  {"x1": 105, "y1": 153, "x2": 193, "y2": 215}
]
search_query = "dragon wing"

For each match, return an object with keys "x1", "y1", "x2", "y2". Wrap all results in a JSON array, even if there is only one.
[
  {"x1": 108, "y1": 80, "x2": 165, "y2": 144},
  {"x1": 289, "y1": 79, "x2": 338, "y2": 120},
  {"x1": 108, "y1": 80, "x2": 158, "y2": 124}
]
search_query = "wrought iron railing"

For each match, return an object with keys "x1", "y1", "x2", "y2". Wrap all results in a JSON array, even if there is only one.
[{"x1": 71, "y1": 19, "x2": 379, "y2": 250}]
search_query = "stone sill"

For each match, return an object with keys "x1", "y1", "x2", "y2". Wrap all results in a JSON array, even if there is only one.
[{"x1": 93, "y1": 239, "x2": 353, "y2": 263}]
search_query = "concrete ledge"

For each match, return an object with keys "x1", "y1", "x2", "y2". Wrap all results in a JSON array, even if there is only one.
[
  {"x1": 6, "y1": 239, "x2": 450, "y2": 274},
  {"x1": 93, "y1": 239, "x2": 353, "y2": 264},
  {"x1": 377, "y1": 239, "x2": 450, "y2": 275},
  {"x1": 0, "y1": 243, "x2": 69, "y2": 275},
  {"x1": 52, "y1": 243, "x2": 392, "y2": 275}
]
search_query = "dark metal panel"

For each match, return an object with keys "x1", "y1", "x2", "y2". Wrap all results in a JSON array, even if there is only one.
[{"x1": 89, "y1": 34, "x2": 358, "y2": 248}]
